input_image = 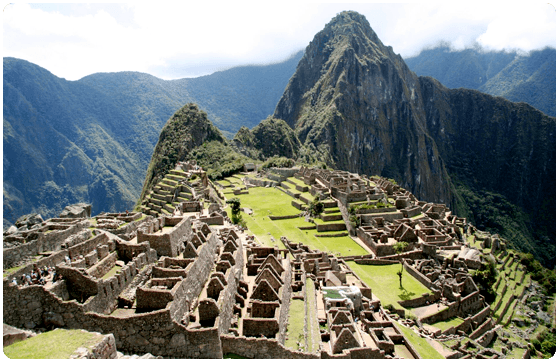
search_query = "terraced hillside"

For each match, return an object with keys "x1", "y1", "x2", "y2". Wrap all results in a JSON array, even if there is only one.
[
  {"x1": 138, "y1": 166, "x2": 206, "y2": 217},
  {"x1": 215, "y1": 172, "x2": 369, "y2": 256}
]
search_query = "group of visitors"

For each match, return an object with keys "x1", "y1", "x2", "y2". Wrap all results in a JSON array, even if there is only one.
[{"x1": 12, "y1": 264, "x2": 62, "y2": 286}]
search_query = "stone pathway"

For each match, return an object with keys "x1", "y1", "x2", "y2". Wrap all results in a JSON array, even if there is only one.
[{"x1": 412, "y1": 302, "x2": 442, "y2": 319}]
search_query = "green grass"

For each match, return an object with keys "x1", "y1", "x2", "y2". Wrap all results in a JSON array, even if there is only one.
[
  {"x1": 323, "y1": 288, "x2": 343, "y2": 299},
  {"x1": 286, "y1": 177, "x2": 308, "y2": 188},
  {"x1": 306, "y1": 277, "x2": 320, "y2": 352},
  {"x1": 4, "y1": 328, "x2": 103, "y2": 359},
  {"x1": 431, "y1": 316, "x2": 464, "y2": 331},
  {"x1": 4, "y1": 265, "x2": 25, "y2": 278},
  {"x1": 224, "y1": 187, "x2": 368, "y2": 255},
  {"x1": 396, "y1": 323, "x2": 444, "y2": 359},
  {"x1": 313, "y1": 217, "x2": 345, "y2": 225},
  {"x1": 346, "y1": 262, "x2": 432, "y2": 311},
  {"x1": 101, "y1": 265, "x2": 122, "y2": 280},
  {"x1": 285, "y1": 299, "x2": 306, "y2": 350}
]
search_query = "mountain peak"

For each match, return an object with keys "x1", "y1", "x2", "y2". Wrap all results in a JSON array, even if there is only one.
[{"x1": 327, "y1": 10, "x2": 370, "y2": 28}]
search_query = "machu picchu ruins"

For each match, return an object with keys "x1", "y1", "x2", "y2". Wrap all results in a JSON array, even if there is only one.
[{"x1": 3, "y1": 163, "x2": 553, "y2": 359}]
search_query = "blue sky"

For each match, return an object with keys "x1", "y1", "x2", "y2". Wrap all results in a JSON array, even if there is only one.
[{"x1": 3, "y1": 1, "x2": 556, "y2": 80}]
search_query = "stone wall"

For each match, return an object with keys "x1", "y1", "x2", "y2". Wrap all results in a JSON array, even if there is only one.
[
  {"x1": 316, "y1": 223, "x2": 347, "y2": 232},
  {"x1": 469, "y1": 318, "x2": 494, "y2": 340},
  {"x1": 137, "y1": 217, "x2": 191, "y2": 257},
  {"x1": 3, "y1": 272, "x2": 221, "y2": 358},
  {"x1": 397, "y1": 291, "x2": 440, "y2": 308},
  {"x1": 245, "y1": 177, "x2": 278, "y2": 188},
  {"x1": 403, "y1": 262, "x2": 436, "y2": 291},
  {"x1": 198, "y1": 215, "x2": 224, "y2": 225},
  {"x1": 217, "y1": 245, "x2": 244, "y2": 335},
  {"x1": 68, "y1": 233, "x2": 110, "y2": 260},
  {"x1": 354, "y1": 259, "x2": 400, "y2": 265},
  {"x1": 354, "y1": 207, "x2": 397, "y2": 215},
  {"x1": 242, "y1": 318, "x2": 280, "y2": 338},
  {"x1": 335, "y1": 198, "x2": 354, "y2": 237},
  {"x1": 221, "y1": 335, "x2": 318, "y2": 359},
  {"x1": 168, "y1": 231, "x2": 219, "y2": 323},
  {"x1": 87, "y1": 252, "x2": 118, "y2": 279},
  {"x1": 269, "y1": 167, "x2": 300, "y2": 178},
  {"x1": 277, "y1": 259, "x2": 293, "y2": 344},
  {"x1": 3, "y1": 220, "x2": 89, "y2": 269},
  {"x1": 6, "y1": 249, "x2": 69, "y2": 285},
  {"x1": 106, "y1": 216, "x2": 150, "y2": 236},
  {"x1": 269, "y1": 214, "x2": 301, "y2": 221},
  {"x1": 4, "y1": 240, "x2": 40, "y2": 270},
  {"x1": 476, "y1": 328, "x2": 496, "y2": 347},
  {"x1": 361, "y1": 212, "x2": 404, "y2": 222}
]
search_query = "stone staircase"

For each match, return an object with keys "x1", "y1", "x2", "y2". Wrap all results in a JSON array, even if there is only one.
[
  {"x1": 277, "y1": 177, "x2": 348, "y2": 237},
  {"x1": 139, "y1": 169, "x2": 193, "y2": 217}
]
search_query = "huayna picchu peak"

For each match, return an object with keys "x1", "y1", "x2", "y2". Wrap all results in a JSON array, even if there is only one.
[
  {"x1": 271, "y1": 10, "x2": 555, "y2": 267},
  {"x1": 3, "y1": 10, "x2": 555, "y2": 359}
]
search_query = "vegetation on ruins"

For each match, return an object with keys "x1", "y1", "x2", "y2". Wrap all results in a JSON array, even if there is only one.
[
  {"x1": 349, "y1": 201, "x2": 392, "y2": 214},
  {"x1": 346, "y1": 262, "x2": 433, "y2": 311},
  {"x1": 226, "y1": 197, "x2": 245, "y2": 227},
  {"x1": 260, "y1": 156, "x2": 296, "y2": 169},
  {"x1": 471, "y1": 255, "x2": 498, "y2": 304},
  {"x1": 456, "y1": 184, "x2": 555, "y2": 268},
  {"x1": 518, "y1": 252, "x2": 556, "y2": 296},
  {"x1": 530, "y1": 327, "x2": 556, "y2": 357},
  {"x1": 190, "y1": 140, "x2": 250, "y2": 180},
  {"x1": 308, "y1": 195, "x2": 324, "y2": 217},
  {"x1": 393, "y1": 241, "x2": 408, "y2": 288}
]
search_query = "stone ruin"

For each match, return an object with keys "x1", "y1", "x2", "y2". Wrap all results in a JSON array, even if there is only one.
[{"x1": 3, "y1": 165, "x2": 529, "y2": 359}]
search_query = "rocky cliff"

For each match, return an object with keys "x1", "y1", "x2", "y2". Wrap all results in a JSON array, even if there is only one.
[
  {"x1": 271, "y1": 11, "x2": 555, "y2": 266},
  {"x1": 274, "y1": 11, "x2": 454, "y2": 205}
]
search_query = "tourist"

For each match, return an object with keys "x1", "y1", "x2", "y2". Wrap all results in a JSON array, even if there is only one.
[{"x1": 11, "y1": 278, "x2": 17, "y2": 286}]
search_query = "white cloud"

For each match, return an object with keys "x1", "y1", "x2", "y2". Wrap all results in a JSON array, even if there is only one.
[{"x1": 3, "y1": 2, "x2": 557, "y2": 80}]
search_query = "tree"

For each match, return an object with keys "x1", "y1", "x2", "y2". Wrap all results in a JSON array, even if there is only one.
[
  {"x1": 309, "y1": 196, "x2": 324, "y2": 217},
  {"x1": 226, "y1": 197, "x2": 243, "y2": 225},
  {"x1": 472, "y1": 255, "x2": 498, "y2": 303},
  {"x1": 393, "y1": 241, "x2": 408, "y2": 288}
]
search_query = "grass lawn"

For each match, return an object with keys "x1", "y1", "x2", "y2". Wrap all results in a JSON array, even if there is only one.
[
  {"x1": 306, "y1": 278, "x2": 321, "y2": 352},
  {"x1": 4, "y1": 265, "x2": 25, "y2": 278},
  {"x1": 102, "y1": 265, "x2": 122, "y2": 280},
  {"x1": 224, "y1": 187, "x2": 368, "y2": 256},
  {"x1": 396, "y1": 323, "x2": 444, "y2": 359},
  {"x1": 346, "y1": 262, "x2": 432, "y2": 311},
  {"x1": 286, "y1": 176, "x2": 308, "y2": 188},
  {"x1": 431, "y1": 316, "x2": 464, "y2": 331},
  {"x1": 4, "y1": 328, "x2": 104, "y2": 359},
  {"x1": 285, "y1": 299, "x2": 305, "y2": 351}
]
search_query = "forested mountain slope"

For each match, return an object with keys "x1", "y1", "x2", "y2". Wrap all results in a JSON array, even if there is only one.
[
  {"x1": 405, "y1": 45, "x2": 555, "y2": 116},
  {"x1": 3, "y1": 53, "x2": 301, "y2": 225}
]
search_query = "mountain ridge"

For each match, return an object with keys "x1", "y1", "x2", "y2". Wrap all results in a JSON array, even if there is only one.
[
  {"x1": 3, "y1": 53, "x2": 301, "y2": 225},
  {"x1": 267, "y1": 10, "x2": 555, "y2": 266}
]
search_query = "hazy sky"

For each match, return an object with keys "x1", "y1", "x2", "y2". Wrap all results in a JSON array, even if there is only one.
[{"x1": 3, "y1": 1, "x2": 557, "y2": 80}]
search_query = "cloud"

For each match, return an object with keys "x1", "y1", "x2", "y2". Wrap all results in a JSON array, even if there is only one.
[{"x1": 3, "y1": 2, "x2": 556, "y2": 80}]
